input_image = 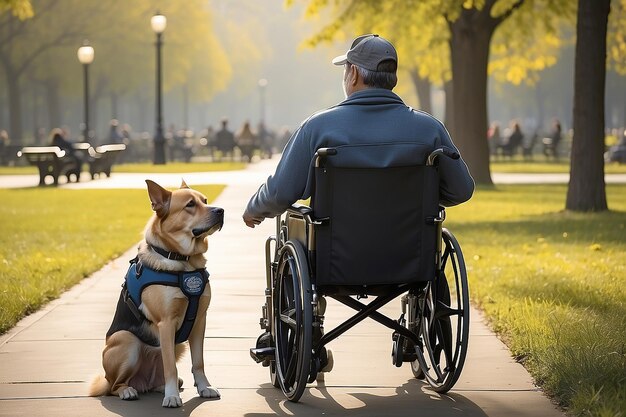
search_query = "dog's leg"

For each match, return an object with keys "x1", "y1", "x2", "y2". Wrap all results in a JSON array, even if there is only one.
[
  {"x1": 188, "y1": 312, "x2": 220, "y2": 399},
  {"x1": 103, "y1": 331, "x2": 142, "y2": 401},
  {"x1": 158, "y1": 320, "x2": 183, "y2": 408}
]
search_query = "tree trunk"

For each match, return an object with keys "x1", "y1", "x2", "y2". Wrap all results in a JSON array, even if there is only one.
[
  {"x1": 111, "y1": 92, "x2": 118, "y2": 120},
  {"x1": 449, "y1": 17, "x2": 495, "y2": 185},
  {"x1": 409, "y1": 69, "x2": 432, "y2": 114},
  {"x1": 566, "y1": 0, "x2": 610, "y2": 211},
  {"x1": 4, "y1": 67, "x2": 23, "y2": 143},
  {"x1": 443, "y1": 80, "x2": 454, "y2": 135},
  {"x1": 534, "y1": 83, "x2": 545, "y2": 133},
  {"x1": 45, "y1": 79, "x2": 61, "y2": 130}
]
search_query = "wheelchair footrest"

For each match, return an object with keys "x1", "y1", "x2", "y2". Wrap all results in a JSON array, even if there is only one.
[{"x1": 250, "y1": 347, "x2": 275, "y2": 366}]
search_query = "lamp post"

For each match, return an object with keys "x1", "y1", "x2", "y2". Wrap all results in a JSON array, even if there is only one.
[
  {"x1": 77, "y1": 41, "x2": 94, "y2": 142},
  {"x1": 258, "y1": 78, "x2": 268, "y2": 126},
  {"x1": 151, "y1": 12, "x2": 167, "y2": 164}
]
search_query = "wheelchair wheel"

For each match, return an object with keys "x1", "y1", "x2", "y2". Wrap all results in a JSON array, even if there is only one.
[
  {"x1": 273, "y1": 240, "x2": 313, "y2": 402},
  {"x1": 415, "y1": 228, "x2": 470, "y2": 393}
]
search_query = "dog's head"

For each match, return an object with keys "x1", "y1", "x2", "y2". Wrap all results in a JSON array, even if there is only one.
[{"x1": 144, "y1": 179, "x2": 224, "y2": 258}]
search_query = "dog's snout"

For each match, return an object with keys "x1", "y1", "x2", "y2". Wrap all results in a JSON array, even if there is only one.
[{"x1": 212, "y1": 207, "x2": 224, "y2": 216}]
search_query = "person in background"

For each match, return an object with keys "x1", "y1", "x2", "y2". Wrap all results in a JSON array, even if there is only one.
[{"x1": 215, "y1": 118, "x2": 236, "y2": 161}]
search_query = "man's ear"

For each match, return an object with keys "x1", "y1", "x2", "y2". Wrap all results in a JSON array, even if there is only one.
[
  {"x1": 350, "y1": 64, "x2": 359, "y2": 86},
  {"x1": 180, "y1": 178, "x2": 190, "y2": 189},
  {"x1": 146, "y1": 180, "x2": 172, "y2": 218}
]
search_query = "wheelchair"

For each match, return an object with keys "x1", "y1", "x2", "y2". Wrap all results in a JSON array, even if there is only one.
[{"x1": 250, "y1": 143, "x2": 470, "y2": 402}]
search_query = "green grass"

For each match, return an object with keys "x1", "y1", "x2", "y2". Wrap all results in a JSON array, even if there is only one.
[
  {"x1": 446, "y1": 184, "x2": 626, "y2": 417},
  {"x1": 0, "y1": 161, "x2": 246, "y2": 176},
  {"x1": 0, "y1": 185, "x2": 225, "y2": 335},
  {"x1": 490, "y1": 158, "x2": 626, "y2": 174}
]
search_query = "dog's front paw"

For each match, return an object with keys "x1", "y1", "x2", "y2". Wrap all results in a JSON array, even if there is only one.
[
  {"x1": 162, "y1": 395, "x2": 183, "y2": 408},
  {"x1": 198, "y1": 386, "x2": 220, "y2": 399},
  {"x1": 119, "y1": 386, "x2": 138, "y2": 401}
]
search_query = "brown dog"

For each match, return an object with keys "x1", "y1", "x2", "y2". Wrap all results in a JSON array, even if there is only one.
[{"x1": 89, "y1": 179, "x2": 224, "y2": 407}]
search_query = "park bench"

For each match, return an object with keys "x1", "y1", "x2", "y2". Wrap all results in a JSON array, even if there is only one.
[
  {"x1": 0, "y1": 144, "x2": 23, "y2": 166},
  {"x1": 17, "y1": 146, "x2": 81, "y2": 186},
  {"x1": 86, "y1": 143, "x2": 126, "y2": 178}
]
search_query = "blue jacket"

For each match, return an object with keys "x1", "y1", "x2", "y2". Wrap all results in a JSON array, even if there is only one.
[{"x1": 244, "y1": 88, "x2": 474, "y2": 219}]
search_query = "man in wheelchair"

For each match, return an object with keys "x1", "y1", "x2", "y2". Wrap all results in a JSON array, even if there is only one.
[{"x1": 243, "y1": 34, "x2": 474, "y2": 402}]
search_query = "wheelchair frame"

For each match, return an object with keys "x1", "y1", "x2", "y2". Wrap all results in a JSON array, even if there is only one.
[{"x1": 250, "y1": 148, "x2": 470, "y2": 402}]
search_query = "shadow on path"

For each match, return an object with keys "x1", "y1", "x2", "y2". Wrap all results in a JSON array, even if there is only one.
[{"x1": 246, "y1": 379, "x2": 489, "y2": 417}]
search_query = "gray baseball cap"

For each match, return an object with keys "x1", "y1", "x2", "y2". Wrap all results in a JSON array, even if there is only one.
[{"x1": 332, "y1": 34, "x2": 398, "y2": 71}]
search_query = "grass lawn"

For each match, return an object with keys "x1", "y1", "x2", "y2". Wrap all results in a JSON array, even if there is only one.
[
  {"x1": 490, "y1": 158, "x2": 626, "y2": 174},
  {"x1": 445, "y1": 184, "x2": 626, "y2": 417},
  {"x1": 0, "y1": 184, "x2": 225, "y2": 335},
  {"x1": 0, "y1": 161, "x2": 246, "y2": 176}
]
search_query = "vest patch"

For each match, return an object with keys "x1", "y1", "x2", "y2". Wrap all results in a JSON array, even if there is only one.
[{"x1": 181, "y1": 272, "x2": 205, "y2": 296}]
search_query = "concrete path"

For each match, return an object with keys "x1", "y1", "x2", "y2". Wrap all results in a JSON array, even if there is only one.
[{"x1": 0, "y1": 159, "x2": 565, "y2": 416}]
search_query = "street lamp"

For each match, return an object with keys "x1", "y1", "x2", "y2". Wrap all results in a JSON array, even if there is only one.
[
  {"x1": 258, "y1": 78, "x2": 268, "y2": 125},
  {"x1": 151, "y1": 12, "x2": 167, "y2": 164},
  {"x1": 77, "y1": 41, "x2": 94, "y2": 142}
]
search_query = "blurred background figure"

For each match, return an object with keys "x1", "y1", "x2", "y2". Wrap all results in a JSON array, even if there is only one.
[
  {"x1": 257, "y1": 121, "x2": 273, "y2": 159},
  {"x1": 236, "y1": 120, "x2": 257, "y2": 162},
  {"x1": 502, "y1": 120, "x2": 524, "y2": 158},
  {"x1": 0, "y1": 129, "x2": 9, "y2": 165},
  {"x1": 543, "y1": 118, "x2": 562, "y2": 161},
  {"x1": 49, "y1": 127, "x2": 82, "y2": 175},
  {"x1": 215, "y1": 118, "x2": 235, "y2": 161},
  {"x1": 108, "y1": 119, "x2": 124, "y2": 144},
  {"x1": 487, "y1": 122, "x2": 501, "y2": 158}
]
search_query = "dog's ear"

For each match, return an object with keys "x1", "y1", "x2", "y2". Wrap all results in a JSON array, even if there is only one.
[
  {"x1": 146, "y1": 180, "x2": 172, "y2": 218},
  {"x1": 180, "y1": 179, "x2": 190, "y2": 189}
]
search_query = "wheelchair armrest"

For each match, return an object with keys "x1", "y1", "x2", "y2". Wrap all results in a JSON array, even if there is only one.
[
  {"x1": 287, "y1": 203, "x2": 313, "y2": 216},
  {"x1": 426, "y1": 147, "x2": 460, "y2": 165}
]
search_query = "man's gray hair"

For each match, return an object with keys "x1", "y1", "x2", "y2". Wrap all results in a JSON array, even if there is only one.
[{"x1": 350, "y1": 60, "x2": 398, "y2": 90}]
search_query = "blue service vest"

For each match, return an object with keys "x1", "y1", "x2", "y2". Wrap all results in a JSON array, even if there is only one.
[{"x1": 122, "y1": 258, "x2": 209, "y2": 344}]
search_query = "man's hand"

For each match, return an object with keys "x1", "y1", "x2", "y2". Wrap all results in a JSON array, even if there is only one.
[{"x1": 243, "y1": 212, "x2": 264, "y2": 228}]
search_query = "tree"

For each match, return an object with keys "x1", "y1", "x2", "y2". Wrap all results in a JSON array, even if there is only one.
[
  {"x1": 293, "y1": 0, "x2": 576, "y2": 184},
  {"x1": 445, "y1": 0, "x2": 550, "y2": 184},
  {"x1": 0, "y1": 0, "x2": 232, "y2": 141},
  {"x1": 0, "y1": 0, "x2": 32, "y2": 19},
  {"x1": 565, "y1": 0, "x2": 611, "y2": 212},
  {"x1": 0, "y1": 0, "x2": 119, "y2": 141}
]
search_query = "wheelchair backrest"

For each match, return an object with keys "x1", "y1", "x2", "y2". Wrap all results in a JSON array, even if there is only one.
[{"x1": 311, "y1": 142, "x2": 439, "y2": 288}]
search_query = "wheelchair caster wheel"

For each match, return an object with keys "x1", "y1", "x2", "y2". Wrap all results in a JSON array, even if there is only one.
[
  {"x1": 411, "y1": 359, "x2": 425, "y2": 379},
  {"x1": 321, "y1": 348, "x2": 333, "y2": 373},
  {"x1": 391, "y1": 334, "x2": 404, "y2": 367}
]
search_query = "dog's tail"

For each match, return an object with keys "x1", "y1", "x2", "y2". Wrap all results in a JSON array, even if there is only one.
[{"x1": 88, "y1": 374, "x2": 110, "y2": 397}]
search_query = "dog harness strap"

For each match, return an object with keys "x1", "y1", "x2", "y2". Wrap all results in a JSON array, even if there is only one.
[
  {"x1": 174, "y1": 269, "x2": 209, "y2": 343},
  {"x1": 149, "y1": 244, "x2": 190, "y2": 261},
  {"x1": 123, "y1": 260, "x2": 209, "y2": 343}
]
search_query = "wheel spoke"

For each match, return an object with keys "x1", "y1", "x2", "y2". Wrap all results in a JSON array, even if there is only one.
[
  {"x1": 280, "y1": 309, "x2": 297, "y2": 329},
  {"x1": 434, "y1": 301, "x2": 461, "y2": 319}
]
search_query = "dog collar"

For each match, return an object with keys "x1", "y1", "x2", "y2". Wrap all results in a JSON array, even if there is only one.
[{"x1": 149, "y1": 244, "x2": 190, "y2": 261}]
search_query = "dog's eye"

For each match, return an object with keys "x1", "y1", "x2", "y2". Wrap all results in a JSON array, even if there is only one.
[{"x1": 186, "y1": 200, "x2": 195, "y2": 208}]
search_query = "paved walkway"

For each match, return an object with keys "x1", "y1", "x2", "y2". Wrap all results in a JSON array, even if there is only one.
[{"x1": 0, "y1": 159, "x2": 565, "y2": 416}]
